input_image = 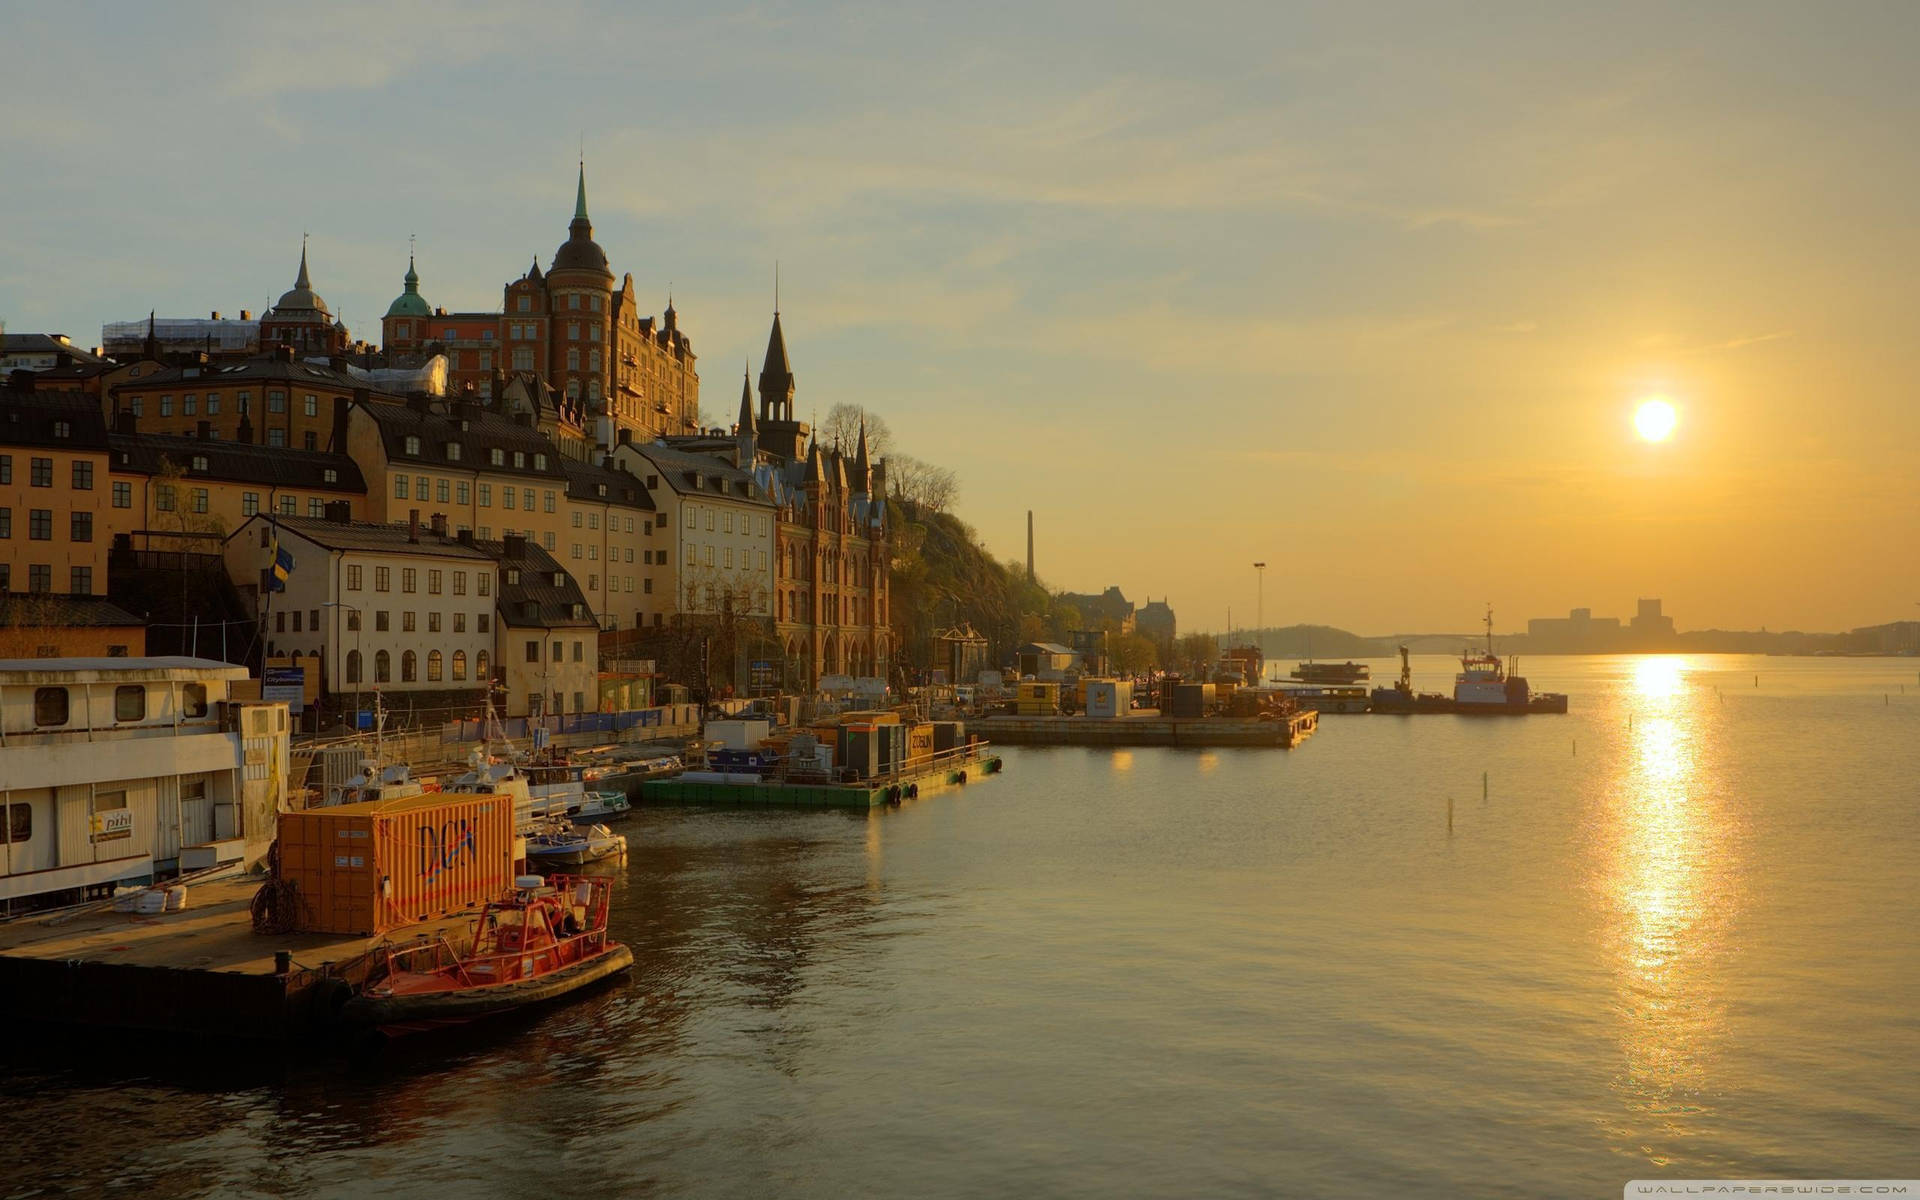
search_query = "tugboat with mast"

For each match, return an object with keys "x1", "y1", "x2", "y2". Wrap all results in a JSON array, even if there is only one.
[{"x1": 1452, "y1": 607, "x2": 1568, "y2": 715}]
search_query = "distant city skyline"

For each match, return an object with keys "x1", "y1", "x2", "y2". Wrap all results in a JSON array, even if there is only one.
[{"x1": 5, "y1": 2, "x2": 1916, "y2": 633}]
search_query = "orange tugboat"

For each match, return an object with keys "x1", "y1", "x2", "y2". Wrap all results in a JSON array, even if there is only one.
[{"x1": 344, "y1": 874, "x2": 633, "y2": 1034}]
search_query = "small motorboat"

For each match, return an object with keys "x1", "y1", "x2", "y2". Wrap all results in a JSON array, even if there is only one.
[
  {"x1": 343, "y1": 873, "x2": 632, "y2": 1033},
  {"x1": 570, "y1": 790, "x2": 632, "y2": 824},
  {"x1": 525, "y1": 819, "x2": 627, "y2": 867}
]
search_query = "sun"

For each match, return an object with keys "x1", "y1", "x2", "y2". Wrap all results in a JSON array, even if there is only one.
[{"x1": 1634, "y1": 397, "x2": 1678, "y2": 442}]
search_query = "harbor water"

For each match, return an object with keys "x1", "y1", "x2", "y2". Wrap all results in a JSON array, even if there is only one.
[{"x1": 5, "y1": 655, "x2": 1917, "y2": 1198}]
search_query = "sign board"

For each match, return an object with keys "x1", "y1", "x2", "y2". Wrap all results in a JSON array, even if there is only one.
[
  {"x1": 263, "y1": 665, "x2": 306, "y2": 712},
  {"x1": 749, "y1": 660, "x2": 777, "y2": 688},
  {"x1": 90, "y1": 808, "x2": 134, "y2": 844},
  {"x1": 605, "y1": 659, "x2": 656, "y2": 675}
]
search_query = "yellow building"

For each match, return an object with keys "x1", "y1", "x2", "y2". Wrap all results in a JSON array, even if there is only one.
[{"x1": 0, "y1": 389, "x2": 112, "y2": 596}]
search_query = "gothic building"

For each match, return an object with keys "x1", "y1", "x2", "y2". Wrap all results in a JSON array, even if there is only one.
[{"x1": 380, "y1": 167, "x2": 700, "y2": 443}]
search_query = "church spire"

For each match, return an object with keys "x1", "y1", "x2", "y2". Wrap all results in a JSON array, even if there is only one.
[
  {"x1": 737, "y1": 369, "x2": 756, "y2": 435},
  {"x1": 853, "y1": 415, "x2": 871, "y2": 492},
  {"x1": 574, "y1": 160, "x2": 590, "y2": 223},
  {"x1": 295, "y1": 235, "x2": 311, "y2": 290},
  {"x1": 758, "y1": 310, "x2": 794, "y2": 421}
]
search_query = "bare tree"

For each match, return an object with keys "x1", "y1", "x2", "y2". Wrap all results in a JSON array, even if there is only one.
[
  {"x1": 888, "y1": 454, "x2": 958, "y2": 513},
  {"x1": 819, "y1": 404, "x2": 893, "y2": 458}
]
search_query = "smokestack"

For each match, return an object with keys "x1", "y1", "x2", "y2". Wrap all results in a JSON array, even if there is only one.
[
  {"x1": 408, "y1": 508, "x2": 420, "y2": 543},
  {"x1": 1026, "y1": 510, "x2": 1034, "y2": 584}
]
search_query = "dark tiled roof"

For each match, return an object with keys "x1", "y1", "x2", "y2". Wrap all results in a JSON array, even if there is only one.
[
  {"x1": 0, "y1": 389, "x2": 111, "y2": 450},
  {"x1": 110, "y1": 433, "x2": 365, "y2": 493},
  {"x1": 240, "y1": 514, "x2": 495, "y2": 559},
  {"x1": 360, "y1": 400, "x2": 562, "y2": 481},
  {"x1": 3, "y1": 334, "x2": 107, "y2": 365},
  {"x1": 110, "y1": 355, "x2": 387, "y2": 395},
  {"x1": 0, "y1": 593, "x2": 145, "y2": 628},
  {"x1": 474, "y1": 537, "x2": 597, "y2": 629},
  {"x1": 557, "y1": 454, "x2": 654, "y2": 511},
  {"x1": 632, "y1": 442, "x2": 770, "y2": 503}
]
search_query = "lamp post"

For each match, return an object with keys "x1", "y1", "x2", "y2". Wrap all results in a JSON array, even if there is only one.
[
  {"x1": 322, "y1": 600, "x2": 362, "y2": 728},
  {"x1": 1253, "y1": 562, "x2": 1267, "y2": 663}
]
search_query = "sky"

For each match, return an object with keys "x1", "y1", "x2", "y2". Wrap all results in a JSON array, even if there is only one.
[{"x1": 4, "y1": 1, "x2": 1917, "y2": 635}]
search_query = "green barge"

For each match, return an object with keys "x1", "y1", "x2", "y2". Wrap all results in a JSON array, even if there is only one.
[{"x1": 640, "y1": 744, "x2": 1005, "y2": 810}]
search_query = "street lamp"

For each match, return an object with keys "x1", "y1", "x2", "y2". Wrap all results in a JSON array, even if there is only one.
[
  {"x1": 1252, "y1": 562, "x2": 1267, "y2": 664},
  {"x1": 322, "y1": 600, "x2": 362, "y2": 728}
]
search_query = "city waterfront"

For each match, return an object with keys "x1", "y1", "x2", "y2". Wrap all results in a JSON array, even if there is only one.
[{"x1": 4, "y1": 655, "x2": 1917, "y2": 1198}]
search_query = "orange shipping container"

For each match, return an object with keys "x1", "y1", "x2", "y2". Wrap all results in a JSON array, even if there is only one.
[{"x1": 275, "y1": 792, "x2": 516, "y2": 936}]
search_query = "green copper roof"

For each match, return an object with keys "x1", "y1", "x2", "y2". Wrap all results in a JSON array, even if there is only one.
[
  {"x1": 575, "y1": 162, "x2": 589, "y2": 221},
  {"x1": 384, "y1": 252, "x2": 430, "y2": 318}
]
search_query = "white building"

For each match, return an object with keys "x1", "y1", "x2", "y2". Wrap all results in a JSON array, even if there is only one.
[
  {"x1": 0, "y1": 657, "x2": 289, "y2": 908},
  {"x1": 482, "y1": 533, "x2": 602, "y2": 718},
  {"x1": 224, "y1": 511, "x2": 497, "y2": 714},
  {"x1": 614, "y1": 442, "x2": 774, "y2": 620}
]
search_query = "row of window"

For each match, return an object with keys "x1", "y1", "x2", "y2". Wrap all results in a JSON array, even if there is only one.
[
  {"x1": 0, "y1": 507, "x2": 93, "y2": 541},
  {"x1": 28, "y1": 682, "x2": 206, "y2": 727},
  {"x1": 684, "y1": 506, "x2": 770, "y2": 536},
  {"x1": 0, "y1": 564, "x2": 92, "y2": 593},
  {"x1": 277, "y1": 608, "x2": 490, "y2": 635},
  {"x1": 344, "y1": 564, "x2": 492, "y2": 597},
  {"x1": 682, "y1": 543, "x2": 767, "y2": 571},
  {"x1": 343, "y1": 647, "x2": 481, "y2": 685},
  {"x1": 524, "y1": 638, "x2": 589, "y2": 663},
  {"x1": 515, "y1": 292, "x2": 602, "y2": 314},
  {"x1": 0, "y1": 455, "x2": 80, "y2": 488}
]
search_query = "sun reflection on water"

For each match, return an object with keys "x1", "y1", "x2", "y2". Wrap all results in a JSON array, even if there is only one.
[{"x1": 1603, "y1": 656, "x2": 1743, "y2": 1160}]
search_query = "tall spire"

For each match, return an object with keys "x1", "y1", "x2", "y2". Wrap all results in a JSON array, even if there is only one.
[
  {"x1": 737, "y1": 369, "x2": 756, "y2": 435},
  {"x1": 758, "y1": 311, "x2": 795, "y2": 421},
  {"x1": 853, "y1": 415, "x2": 871, "y2": 491},
  {"x1": 574, "y1": 160, "x2": 590, "y2": 222},
  {"x1": 295, "y1": 236, "x2": 312, "y2": 290}
]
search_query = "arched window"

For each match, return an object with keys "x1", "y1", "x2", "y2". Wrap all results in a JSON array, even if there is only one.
[
  {"x1": 427, "y1": 649, "x2": 443, "y2": 682},
  {"x1": 346, "y1": 649, "x2": 362, "y2": 684},
  {"x1": 375, "y1": 650, "x2": 391, "y2": 683},
  {"x1": 476, "y1": 650, "x2": 489, "y2": 682},
  {"x1": 401, "y1": 650, "x2": 417, "y2": 683},
  {"x1": 452, "y1": 650, "x2": 467, "y2": 682},
  {"x1": 290, "y1": 649, "x2": 302, "y2": 662}
]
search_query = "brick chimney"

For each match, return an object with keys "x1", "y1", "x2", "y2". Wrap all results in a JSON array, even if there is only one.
[
  {"x1": 408, "y1": 508, "x2": 420, "y2": 543},
  {"x1": 503, "y1": 532, "x2": 526, "y2": 560},
  {"x1": 430, "y1": 512, "x2": 447, "y2": 537},
  {"x1": 197, "y1": 420, "x2": 211, "y2": 440},
  {"x1": 114, "y1": 409, "x2": 137, "y2": 435},
  {"x1": 325, "y1": 500, "x2": 352, "y2": 524}
]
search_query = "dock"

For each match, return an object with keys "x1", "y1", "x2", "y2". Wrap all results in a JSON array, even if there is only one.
[
  {"x1": 970, "y1": 710, "x2": 1317, "y2": 748},
  {"x1": 642, "y1": 746, "x2": 1005, "y2": 809},
  {"x1": 0, "y1": 878, "x2": 471, "y2": 1042}
]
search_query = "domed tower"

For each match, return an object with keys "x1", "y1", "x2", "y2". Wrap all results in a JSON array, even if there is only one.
[
  {"x1": 545, "y1": 163, "x2": 616, "y2": 412},
  {"x1": 381, "y1": 250, "x2": 432, "y2": 352},
  {"x1": 260, "y1": 240, "x2": 346, "y2": 357}
]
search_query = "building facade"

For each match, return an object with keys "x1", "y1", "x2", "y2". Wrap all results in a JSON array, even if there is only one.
[
  {"x1": 485, "y1": 534, "x2": 600, "y2": 717},
  {"x1": 0, "y1": 390, "x2": 112, "y2": 597}
]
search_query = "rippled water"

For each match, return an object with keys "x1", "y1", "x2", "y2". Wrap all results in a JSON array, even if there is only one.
[{"x1": 5, "y1": 655, "x2": 1918, "y2": 1198}]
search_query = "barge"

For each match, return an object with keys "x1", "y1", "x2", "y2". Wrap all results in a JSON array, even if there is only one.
[{"x1": 971, "y1": 709, "x2": 1317, "y2": 748}]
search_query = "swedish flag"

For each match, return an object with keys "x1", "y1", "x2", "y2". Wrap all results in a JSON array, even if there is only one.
[{"x1": 269, "y1": 529, "x2": 295, "y2": 592}]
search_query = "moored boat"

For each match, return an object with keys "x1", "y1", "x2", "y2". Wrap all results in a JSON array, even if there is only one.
[
  {"x1": 343, "y1": 873, "x2": 632, "y2": 1033},
  {"x1": 524, "y1": 819, "x2": 627, "y2": 867},
  {"x1": 1454, "y1": 608, "x2": 1569, "y2": 715}
]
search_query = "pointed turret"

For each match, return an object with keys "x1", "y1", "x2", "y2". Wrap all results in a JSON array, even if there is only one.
[
  {"x1": 385, "y1": 250, "x2": 431, "y2": 318},
  {"x1": 852, "y1": 416, "x2": 871, "y2": 492},
  {"x1": 142, "y1": 310, "x2": 160, "y2": 360},
  {"x1": 758, "y1": 312, "x2": 795, "y2": 421},
  {"x1": 574, "y1": 161, "x2": 590, "y2": 222},
  {"x1": 552, "y1": 163, "x2": 612, "y2": 279},
  {"x1": 736, "y1": 371, "x2": 756, "y2": 436},
  {"x1": 274, "y1": 239, "x2": 329, "y2": 314}
]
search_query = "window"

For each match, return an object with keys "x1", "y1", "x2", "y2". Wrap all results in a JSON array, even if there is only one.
[
  {"x1": 304, "y1": 432, "x2": 318, "y2": 451},
  {"x1": 279, "y1": 495, "x2": 295, "y2": 515},
  {"x1": 569, "y1": 295, "x2": 581, "y2": 311},
  {"x1": 436, "y1": 479, "x2": 450, "y2": 503},
  {"x1": 567, "y1": 348, "x2": 580, "y2": 371},
  {"x1": 704, "y1": 546, "x2": 714, "y2": 567},
  {"x1": 160, "y1": 396, "x2": 173, "y2": 416},
  {"x1": 30, "y1": 509, "x2": 52, "y2": 540},
  {"x1": 268, "y1": 429, "x2": 285, "y2": 447},
  {"x1": 428, "y1": 569, "x2": 442, "y2": 594},
  {"x1": 9, "y1": 803, "x2": 31, "y2": 843},
  {"x1": 0, "y1": 507, "x2": 8, "y2": 537},
  {"x1": 70, "y1": 566, "x2": 92, "y2": 593},
  {"x1": 454, "y1": 612, "x2": 465, "y2": 633},
  {"x1": 478, "y1": 573, "x2": 491, "y2": 597},
  {"x1": 403, "y1": 612, "x2": 416, "y2": 632},
  {"x1": 589, "y1": 295, "x2": 601, "y2": 312},
  {"x1": 304, "y1": 395, "x2": 318, "y2": 417},
  {"x1": 402, "y1": 568, "x2": 417, "y2": 593},
  {"x1": 417, "y1": 476, "x2": 429, "y2": 500},
  {"x1": 573, "y1": 641, "x2": 584, "y2": 663},
  {"x1": 428, "y1": 612, "x2": 441, "y2": 633},
  {"x1": 587, "y1": 512, "x2": 599, "y2": 530},
  {"x1": 707, "y1": 510, "x2": 715, "y2": 531},
  {"x1": 182, "y1": 683, "x2": 207, "y2": 717},
  {"x1": 375, "y1": 650, "x2": 391, "y2": 682},
  {"x1": 192, "y1": 489, "x2": 209, "y2": 514},
  {"x1": 543, "y1": 490, "x2": 555, "y2": 513},
  {"x1": 28, "y1": 564, "x2": 50, "y2": 592},
  {"x1": 34, "y1": 687, "x2": 69, "y2": 726},
  {"x1": 453, "y1": 571, "x2": 466, "y2": 595},
  {"x1": 115, "y1": 685, "x2": 146, "y2": 722},
  {"x1": 478, "y1": 613, "x2": 490, "y2": 634},
  {"x1": 30, "y1": 457, "x2": 52, "y2": 487},
  {"x1": 309, "y1": 498, "x2": 324, "y2": 517},
  {"x1": 588, "y1": 545, "x2": 598, "y2": 561},
  {"x1": 237, "y1": 391, "x2": 250, "y2": 412},
  {"x1": 73, "y1": 461, "x2": 93, "y2": 490},
  {"x1": 395, "y1": 476, "x2": 409, "y2": 499},
  {"x1": 446, "y1": 443, "x2": 463, "y2": 463},
  {"x1": 346, "y1": 609, "x2": 361, "y2": 631},
  {"x1": 685, "y1": 544, "x2": 696, "y2": 566},
  {"x1": 542, "y1": 531, "x2": 555, "y2": 551},
  {"x1": 526, "y1": 640, "x2": 540, "y2": 663},
  {"x1": 323, "y1": 468, "x2": 338, "y2": 483},
  {"x1": 572, "y1": 544, "x2": 583, "y2": 560},
  {"x1": 686, "y1": 508, "x2": 697, "y2": 529},
  {"x1": 346, "y1": 649, "x2": 362, "y2": 683},
  {"x1": 502, "y1": 486, "x2": 514, "y2": 509},
  {"x1": 207, "y1": 394, "x2": 220, "y2": 414},
  {"x1": 452, "y1": 650, "x2": 467, "y2": 681},
  {"x1": 401, "y1": 650, "x2": 417, "y2": 682},
  {"x1": 517, "y1": 296, "x2": 531, "y2": 313},
  {"x1": 375, "y1": 610, "x2": 390, "y2": 631},
  {"x1": 241, "y1": 491, "x2": 258, "y2": 515},
  {"x1": 571, "y1": 511, "x2": 583, "y2": 529},
  {"x1": 490, "y1": 449, "x2": 504, "y2": 466},
  {"x1": 375, "y1": 565, "x2": 391, "y2": 591},
  {"x1": 513, "y1": 451, "x2": 526, "y2": 470},
  {"x1": 427, "y1": 649, "x2": 442, "y2": 682},
  {"x1": 183, "y1": 396, "x2": 197, "y2": 416},
  {"x1": 268, "y1": 391, "x2": 287, "y2": 413},
  {"x1": 478, "y1": 483, "x2": 492, "y2": 506},
  {"x1": 552, "y1": 640, "x2": 563, "y2": 663},
  {"x1": 512, "y1": 348, "x2": 533, "y2": 370},
  {"x1": 0, "y1": 455, "x2": 9, "y2": 484},
  {"x1": 456, "y1": 481, "x2": 470, "y2": 504}
]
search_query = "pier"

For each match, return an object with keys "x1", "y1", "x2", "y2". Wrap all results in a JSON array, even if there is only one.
[{"x1": 970, "y1": 710, "x2": 1317, "y2": 748}]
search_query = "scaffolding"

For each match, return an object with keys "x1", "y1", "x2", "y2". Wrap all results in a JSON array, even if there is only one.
[{"x1": 102, "y1": 317, "x2": 260, "y2": 358}]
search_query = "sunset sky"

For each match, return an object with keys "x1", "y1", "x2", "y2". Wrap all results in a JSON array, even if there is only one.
[{"x1": 5, "y1": 3, "x2": 1916, "y2": 635}]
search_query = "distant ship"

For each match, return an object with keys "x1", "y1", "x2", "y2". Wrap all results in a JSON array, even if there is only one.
[
  {"x1": 1454, "y1": 608, "x2": 1568, "y2": 715},
  {"x1": 1290, "y1": 660, "x2": 1370, "y2": 685}
]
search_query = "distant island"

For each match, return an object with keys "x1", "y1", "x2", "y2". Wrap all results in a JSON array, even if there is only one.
[{"x1": 1215, "y1": 619, "x2": 1920, "y2": 659}]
